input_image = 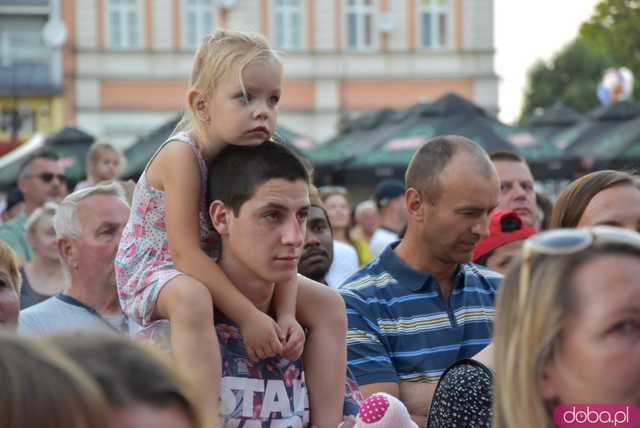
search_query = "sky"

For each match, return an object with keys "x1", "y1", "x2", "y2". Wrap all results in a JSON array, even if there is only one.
[{"x1": 494, "y1": 0, "x2": 601, "y2": 124}]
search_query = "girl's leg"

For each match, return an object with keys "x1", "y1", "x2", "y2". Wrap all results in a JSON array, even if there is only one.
[
  {"x1": 297, "y1": 279, "x2": 347, "y2": 428},
  {"x1": 156, "y1": 276, "x2": 221, "y2": 428}
]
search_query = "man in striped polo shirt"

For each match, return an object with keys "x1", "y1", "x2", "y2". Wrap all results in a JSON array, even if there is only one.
[{"x1": 340, "y1": 135, "x2": 502, "y2": 427}]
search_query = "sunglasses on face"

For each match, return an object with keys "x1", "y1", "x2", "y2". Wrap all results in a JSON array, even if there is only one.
[
  {"x1": 519, "y1": 226, "x2": 640, "y2": 309},
  {"x1": 32, "y1": 173, "x2": 67, "y2": 184}
]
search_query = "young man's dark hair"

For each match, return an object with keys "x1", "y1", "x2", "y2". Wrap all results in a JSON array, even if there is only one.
[
  {"x1": 18, "y1": 149, "x2": 60, "y2": 178},
  {"x1": 207, "y1": 141, "x2": 310, "y2": 214}
]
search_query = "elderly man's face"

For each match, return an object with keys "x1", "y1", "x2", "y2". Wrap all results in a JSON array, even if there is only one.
[
  {"x1": 19, "y1": 158, "x2": 68, "y2": 207},
  {"x1": 71, "y1": 194, "x2": 129, "y2": 289},
  {"x1": 298, "y1": 206, "x2": 334, "y2": 282}
]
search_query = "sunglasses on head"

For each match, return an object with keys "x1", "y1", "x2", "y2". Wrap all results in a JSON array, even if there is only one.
[
  {"x1": 32, "y1": 172, "x2": 67, "y2": 184},
  {"x1": 519, "y1": 226, "x2": 640, "y2": 308}
]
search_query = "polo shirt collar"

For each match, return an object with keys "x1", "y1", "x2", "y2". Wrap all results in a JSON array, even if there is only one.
[{"x1": 379, "y1": 242, "x2": 468, "y2": 292}]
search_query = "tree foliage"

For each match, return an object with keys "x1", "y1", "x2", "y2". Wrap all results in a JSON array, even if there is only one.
[
  {"x1": 579, "y1": 0, "x2": 640, "y2": 99},
  {"x1": 519, "y1": 39, "x2": 613, "y2": 121},
  {"x1": 520, "y1": 0, "x2": 640, "y2": 121}
]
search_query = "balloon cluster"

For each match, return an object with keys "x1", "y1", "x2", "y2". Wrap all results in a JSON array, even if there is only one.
[{"x1": 597, "y1": 67, "x2": 634, "y2": 105}]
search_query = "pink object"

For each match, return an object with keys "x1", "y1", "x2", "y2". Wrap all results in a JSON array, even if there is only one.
[{"x1": 356, "y1": 393, "x2": 418, "y2": 428}]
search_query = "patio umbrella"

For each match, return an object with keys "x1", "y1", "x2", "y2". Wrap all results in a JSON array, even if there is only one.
[
  {"x1": 563, "y1": 100, "x2": 640, "y2": 161},
  {"x1": 517, "y1": 102, "x2": 585, "y2": 161},
  {"x1": 340, "y1": 93, "x2": 519, "y2": 184},
  {"x1": 306, "y1": 107, "x2": 408, "y2": 169},
  {"x1": 0, "y1": 126, "x2": 95, "y2": 191}
]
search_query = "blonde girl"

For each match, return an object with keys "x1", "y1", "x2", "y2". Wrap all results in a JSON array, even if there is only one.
[
  {"x1": 75, "y1": 141, "x2": 124, "y2": 191},
  {"x1": 116, "y1": 30, "x2": 346, "y2": 428}
]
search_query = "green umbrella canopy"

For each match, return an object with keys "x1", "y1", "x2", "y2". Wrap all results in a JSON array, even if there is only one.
[
  {"x1": 564, "y1": 100, "x2": 640, "y2": 159},
  {"x1": 307, "y1": 107, "x2": 408, "y2": 167},
  {"x1": 122, "y1": 115, "x2": 316, "y2": 180},
  {"x1": 517, "y1": 102, "x2": 585, "y2": 161},
  {"x1": 346, "y1": 93, "x2": 518, "y2": 172},
  {"x1": 0, "y1": 126, "x2": 95, "y2": 191}
]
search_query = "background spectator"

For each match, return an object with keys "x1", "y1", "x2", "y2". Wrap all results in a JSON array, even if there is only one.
[
  {"x1": 0, "y1": 150, "x2": 68, "y2": 263},
  {"x1": 75, "y1": 142, "x2": 125, "y2": 191},
  {"x1": 534, "y1": 191, "x2": 553, "y2": 231},
  {"x1": 298, "y1": 185, "x2": 334, "y2": 285},
  {"x1": 0, "y1": 332, "x2": 109, "y2": 428},
  {"x1": 489, "y1": 152, "x2": 537, "y2": 227},
  {"x1": 369, "y1": 179, "x2": 407, "y2": 257},
  {"x1": 493, "y1": 227, "x2": 640, "y2": 428},
  {"x1": 352, "y1": 200, "x2": 379, "y2": 245},
  {"x1": 320, "y1": 186, "x2": 373, "y2": 266},
  {"x1": 0, "y1": 241, "x2": 21, "y2": 329},
  {"x1": 472, "y1": 210, "x2": 537, "y2": 274},
  {"x1": 21, "y1": 202, "x2": 68, "y2": 309},
  {"x1": 1, "y1": 188, "x2": 24, "y2": 224},
  {"x1": 551, "y1": 169, "x2": 640, "y2": 231},
  {"x1": 19, "y1": 183, "x2": 130, "y2": 336}
]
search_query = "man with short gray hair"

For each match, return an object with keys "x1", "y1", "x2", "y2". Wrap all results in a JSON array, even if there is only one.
[{"x1": 18, "y1": 182, "x2": 130, "y2": 335}]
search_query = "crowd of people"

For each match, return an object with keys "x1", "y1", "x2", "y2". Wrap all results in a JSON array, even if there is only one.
[{"x1": 0, "y1": 29, "x2": 639, "y2": 428}]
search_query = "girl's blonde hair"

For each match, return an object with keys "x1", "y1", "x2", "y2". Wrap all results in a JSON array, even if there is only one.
[
  {"x1": 0, "y1": 240, "x2": 21, "y2": 293},
  {"x1": 0, "y1": 332, "x2": 109, "y2": 428},
  {"x1": 176, "y1": 29, "x2": 281, "y2": 147},
  {"x1": 86, "y1": 141, "x2": 125, "y2": 180},
  {"x1": 493, "y1": 242, "x2": 640, "y2": 428}
]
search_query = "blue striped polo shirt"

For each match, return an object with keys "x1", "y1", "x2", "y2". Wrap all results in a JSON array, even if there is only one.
[{"x1": 340, "y1": 242, "x2": 501, "y2": 385}]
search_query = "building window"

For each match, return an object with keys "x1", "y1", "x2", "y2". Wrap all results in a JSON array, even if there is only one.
[
  {"x1": 106, "y1": 0, "x2": 143, "y2": 49},
  {"x1": 418, "y1": 0, "x2": 451, "y2": 49},
  {"x1": 272, "y1": 0, "x2": 303, "y2": 51},
  {"x1": 345, "y1": 0, "x2": 377, "y2": 51},
  {"x1": 182, "y1": 0, "x2": 216, "y2": 50}
]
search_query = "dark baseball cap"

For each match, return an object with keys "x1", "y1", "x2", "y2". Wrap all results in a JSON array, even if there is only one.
[{"x1": 374, "y1": 179, "x2": 405, "y2": 207}]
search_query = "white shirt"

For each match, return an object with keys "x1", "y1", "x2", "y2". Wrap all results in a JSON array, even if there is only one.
[
  {"x1": 325, "y1": 241, "x2": 360, "y2": 289},
  {"x1": 369, "y1": 227, "x2": 399, "y2": 257}
]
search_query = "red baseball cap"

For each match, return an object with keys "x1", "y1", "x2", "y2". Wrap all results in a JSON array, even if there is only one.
[{"x1": 472, "y1": 210, "x2": 537, "y2": 262}]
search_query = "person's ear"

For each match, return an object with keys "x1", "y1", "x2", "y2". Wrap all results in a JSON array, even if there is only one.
[
  {"x1": 405, "y1": 188, "x2": 424, "y2": 222},
  {"x1": 209, "y1": 200, "x2": 231, "y2": 236},
  {"x1": 187, "y1": 90, "x2": 210, "y2": 123},
  {"x1": 57, "y1": 237, "x2": 78, "y2": 268}
]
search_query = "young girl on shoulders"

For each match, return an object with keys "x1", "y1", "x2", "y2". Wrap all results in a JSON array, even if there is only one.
[{"x1": 115, "y1": 30, "x2": 347, "y2": 428}]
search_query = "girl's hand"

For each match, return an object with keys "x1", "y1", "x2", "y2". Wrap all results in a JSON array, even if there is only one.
[
  {"x1": 238, "y1": 309, "x2": 283, "y2": 362},
  {"x1": 277, "y1": 314, "x2": 306, "y2": 361}
]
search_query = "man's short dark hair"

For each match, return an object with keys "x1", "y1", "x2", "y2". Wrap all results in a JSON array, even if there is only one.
[
  {"x1": 405, "y1": 135, "x2": 492, "y2": 204},
  {"x1": 207, "y1": 142, "x2": 310, "y2": 215},
  {"x1": 18, "y1": 149, "x2": 60, "y2": 178},
  {"x1": 489, "y1": 151, "x2": 527, "y2": 164}
]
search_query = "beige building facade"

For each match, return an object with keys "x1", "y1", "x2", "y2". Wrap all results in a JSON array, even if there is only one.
[{"x1": 58, "y1": 0, "x2": 497, "y2": 145}]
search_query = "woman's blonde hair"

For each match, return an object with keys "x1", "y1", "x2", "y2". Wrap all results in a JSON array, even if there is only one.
[
  {"x1": 176, "y1": 29, "x2": 281, "y2": 147},
  {"x1": 0, "y1": 332, "x2": 109, "y2": 428},
  {"x1": 86, "y1": 141, "x2": 124, "y2": 180},
  {"x1": 493, "y1": 242, "x2": 640, "y2": 428},
  {"x1": 0, "y1": 241, "x2": 22, "y2": 293},
  {"x1": 25, "y1": 201, "x2": 58, "y2": 236}
]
